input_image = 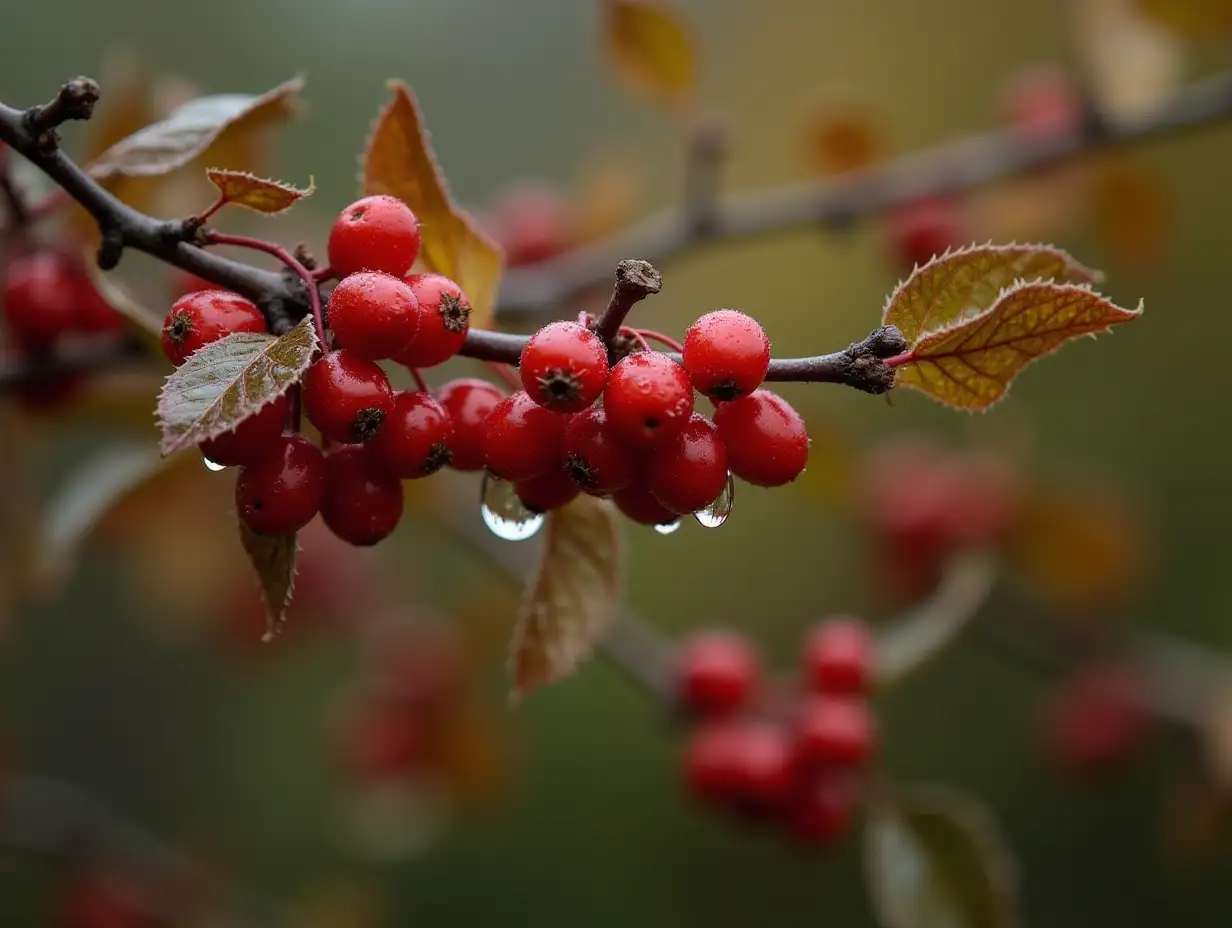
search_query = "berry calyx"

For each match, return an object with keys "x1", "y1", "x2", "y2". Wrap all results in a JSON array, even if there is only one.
[
  {"x1": 367, "y1": 390, "x2": 454, "y2": 478},
  {"x1": 327, "y1": 194, "x2": 422, "y2": 279},
  {"x1": 394, "y1": 274, "x2": 471, "y2": 368},
  {"x1": 613, "y1": 478, "x2": 679, "y2": 527},
  {"x1": 161, "y1": 289, "x2": 266, "y2": 366},
  {"x1": 645, "y1": 413, "x2": 729, "y2": 515},
  {"x1": 199, "y1": 394, "x2": 291, "y2": 467},
  {"x1": 436, "y1": 378, "x2": 505, "y2": 471},
  {"x1": 604, "y1": 351, "x2": 695, "y2": 447},
  {"x1": 515, "y1": 467, "x2": 582, "y2": 513},
  {"x1": 320, "y1": 445, "x2": 405, "y2": 546},
  {"x1": 803, "y1": 617, "x2": 872, "y2": 696},
  {"x1": 327, "y1": 270, "x2": 420, "y2": 361},
  {"x1": 481, "y1": 391, "x2": 569, "y2": 481},
  {"x1": 676, "y1": 631, "x2": 761, "y2": 717},
  {"x1": 713, "y1": 390, "x2": 810, "y2": 487},
  {"x1": 2, "y1": 252, "x2": 87, "y2": 350},
  {"x1": 562, "y1": 406, "x2": 638, "y2": 495},
  {"x1": 795, "y1": 696, "x2": 878, "y2": 767},
  {"x1": 682, "y1": 309, "x2": 771, "y2": 401},
  {"x1": 235, "y1": 435, "x2": 326, "y2": 535},
  {"x1": 519, "y1": 320, "x2": 609, "y2": 412},
  {"x1": 302, "y1": 350, "x2": 394, "y2": 444}
]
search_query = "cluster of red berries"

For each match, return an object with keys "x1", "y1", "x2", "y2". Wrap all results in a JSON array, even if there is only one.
[{"x1": 676, "y1": 617, "x2": 878, "y2": 848}]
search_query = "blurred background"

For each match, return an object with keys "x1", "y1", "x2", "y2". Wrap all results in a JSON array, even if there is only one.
[{"x1": 2, "y1": 0, "x2": 1232, "y2": 924}]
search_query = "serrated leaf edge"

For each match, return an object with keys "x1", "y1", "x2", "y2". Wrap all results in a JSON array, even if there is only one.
[{"x1": 204, "y1": 168, "x2": 316, "y2": 214}]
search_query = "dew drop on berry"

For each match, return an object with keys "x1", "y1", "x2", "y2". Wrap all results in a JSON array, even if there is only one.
[
  {"x1": 693, "y1": 472, "x2": 735, "y2": 529},
  {"x1": 653, "y1": 518, "x2": 682, "y2": 535},
  {"x1": 480, "y1": 472, "x2": 545, "y2": 541},
  {"x1": 202, "y1": 454, "x2": 228, "y2": 472}
]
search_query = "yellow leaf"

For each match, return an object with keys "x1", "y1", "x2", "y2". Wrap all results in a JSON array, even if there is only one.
[
  {"x1": 205, "y1": 168, "x2": 314, "y2": 215},
  {"x1": 1137, "y1": 0, "x2": 1232, "y2": 38},
  {"x1": 603, "y1": 0, "x2": 698, "y2": 105},
  {"x1": 894, "y1": 282, "x2": 1142, "y2": 410},
  {"x1": 1073, "y1": 0, "x2": 1187, "y2": 121},
  {"x1": 801, "y1": 96, "x2": 885, "y2": 176},
  {"x1": 362, "y1": 81, "x2": 504, "y2": 330}
]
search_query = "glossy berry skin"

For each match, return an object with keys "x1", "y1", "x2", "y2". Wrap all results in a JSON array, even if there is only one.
[
  {"x1": 682, "y1": 310, "x2": 771, "y2": 401},
  {"x1": 803, "y1": 617, "x2": 872, "y2": 696},
  {"x1": 683, "y1": 721, "x2": 746, "y2": 804},
  {"x1": 795, "y1": 696, "x2": 878, "y2": 767},
  {"x1": 713, "y1": 390, "x2": 809, "y2": 488},
  {"x1": 436, "y1": 378, "x2": 505, "y2": 471},
  {"x1": 729, "y1": 722, "x2": 800, "y2": 814},
  {"x1": 320, "y1": 445, "x2": 404, "y2": 546},
  {"x1": 3, "y1": 252, "x2": 84, "y2": 350},
  {"x1": 884, "y1": 196, "x2": 964, "y2": 273},
  {"x1": 519, "y1": 320, "x2": 609, "y2": 412},
  {"x1": 302, "y1": 350, "x2": 394, "y2": 444},
  {"x1": 613, "y1": 478, "x2": 679, "y2": 527},
  {"x1": 327, "y1": 194, "x2": 422, "y2": 279},
  {"x1": 788, "y1": 774, "x2": 853, "y2": 847},
  {"x1": 327, "y1": 270, "x2": 420, "y2": 361},
  {"x1": 604, "y1": 352, "x2": 695, "y2": 447},
  {"x1": 235, "y1": 435, "x2": 326, "y2": 535},
  {"x1": 367, "y1": 390, "x2": 454, "y2": 478},
  {"x1": 199, "y1": 393, "x2": 290, "y2": 467},
  {"x1": 394, "y1": 274, "x2": 471, "y2": 368},
  {"x1": 481, "y1": 391, "x2": 569, "y2": 481},
  {"x1": 161, "y1": 290, "x2": 266, "y2": 366},
  {"x1": 677, "y1": 631, "x2": 760, "y2": 717},
  {"x1": 515, "y1": 467, "x2": 582, "y2": 513},
  {"x1": 645, "y1": 413, "x2": 729, "y2": 515},
  {"x1": 562, "y1": 406, "x2": 637, "y2": 495}
]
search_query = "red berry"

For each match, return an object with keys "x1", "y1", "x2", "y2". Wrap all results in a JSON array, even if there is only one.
[
  {"x1": 803, "y1": 617, "x2": 872, "y2": 696},
  {"x1": 72, "y1": 272, "x2": 126, "y2": 334},
  {"x1": 481, "y1": 391, "x2": 569, "y2": 481},
  {"x1": 367, "y1": 390, "x2": 454, "y2": 478},
  {"x1": 683, "y1": 721, "x2": 746, "y2": 804},
  {"x1": 235, "y1": 435, "x2": 326, "y2": 535},
  {"x1": 327, "y1": 270, "x2": 420, "y2": 361},
  {"x1": 713, "y1": 390, "x2": 809, "y2": 487},
  {"x1": 336, "y1": 694, "x2": 423, "y2": 782},
  {"x1": 1000, "y1": 64, "x2": 1081, "y2": 141},
  {"x1": 302, "y1": 350, "x2": 394, "y2": 444},
  {"x1": 436, "y1": 378, "x2": 505, "y2": 471},
  {"x1": 682, "y1": 310, "x2": 770, "y2": 401},
  {"x1": 676, "y1": 631, "x2": 760, "y2": 716},
  {"x1": 393, "y1": 274, "x2": 471, "y2": 368},
  {"x1": 645, "y1": 413, "x2": 728, "y2": 515},
  {"x1": 1043, "y1": 662, "x2": 1150, "y2": 778},
  {"x1": 320, "y1": 445, "x2": 404, "y2": 546},
  {"x1": 519, "y1": 320, "x2": 609, "y2": 412},
  {"x1": 562, "y1": 406, "x2": 638, "y2": 495},
  {"x1": 199, "y1": 393, "x2": 290, "y2": 467},
  {"x1": 604, "y1": 352, "x2": 694, "y2": 447},
  {"x1": 160, "y1": 289, "x2": 266, "y2": 366},
  {"x1": 613, "y1": 477, "x2": 679, "y2": 527},
  {"x1": 884, "y1": 196, "x2": 965, "y2": 273},
  {"x1": 490, "y1": 183, "x2": 571, "y2": 267},
  {"x1": 55, "y1": 870, "x2": 160, "y2": 928},
  {"x1": 730, "y1": 722, "x2": 800, "y2": 813},
  {"x1": 515, "y1": 467, "x2": 582, "y2": 513},
  {"x1": 795, "y1": 696, "x2": 878, "y2": 767},
  {"x1": 788, "y1": 773, "x2": 854, "y2": 846},
  {"x1": 3, "y1": 252, "x2": 82, "y2": 350},
  {"x1": 327, "y1": 194, "x2": 422, "y2": 279}
]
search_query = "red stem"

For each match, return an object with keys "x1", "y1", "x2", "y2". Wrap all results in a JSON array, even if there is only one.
[
  {"x1": 883, "y1": 352, "x2": 913, "y2": 368},
  {"x1": 409, "y1": 367, "x2": 430, "y2": 393},
  {"x1": 311, "y1": 265, "x2": 336, "y2": 282},
  {"x1": 192, "y1": 193, "x2": 228, "y2": 226},
  {"x1": 620, "y1": 326, "x2": 652, "y2": 353},
  {"x1": 485, "y1": 361, "x2": 521, "y2": 391},
  {"x1": 636, "y1": 329, "x2": 683, "y2": 353}
]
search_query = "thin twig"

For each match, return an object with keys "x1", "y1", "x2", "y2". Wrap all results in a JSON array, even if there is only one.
[
  {"x1": 592, "y1": 259, "x2": 663, "y2": 348},
  {"x1": 202, "y1": 231, "x2": 323, "y2": 340},
  {"x1": 0, "y1": 337, "x2": 144, "y2": 389}
]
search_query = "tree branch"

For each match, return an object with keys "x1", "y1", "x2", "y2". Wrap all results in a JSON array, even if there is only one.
[{"x1": 592, "y1": 258, "x2": 662, "y2": 347}]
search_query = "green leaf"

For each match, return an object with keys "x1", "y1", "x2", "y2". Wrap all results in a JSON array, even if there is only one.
[
  {"x1": 239, "y1": 522, "x2": 297, "y2": 640},
  {"x1": 865, "y1": 785, "x2": 1019, "y2": 928},
  {"x1": 205, "y1": 168, "x2": 315, "y2": 215},
  {"x1": 156, "y1": 315, "x2": 317, "y2": 456},
  {"x1": 511, "y1": 496, "x2": 622, "y2": 700}
]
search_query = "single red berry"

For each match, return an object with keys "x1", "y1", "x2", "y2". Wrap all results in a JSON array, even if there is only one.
[
  {"x1": 302, "y1": 350, "x2": 394, "y2": 444},
  {"x1": 604, "y1": 351, "x2": 695, "y2": 447},
  {"x1": 72, "y1": 271, "x2": 127, "y2": 334},
  {"x1": 562, "y1": 405, "x2": 638, "y2": 495},
  {"x1": 394, "y1": 274, "x2": 471, "y2": 368},
  {"x1": 803, "y1": 617, "x2": 872, "y2": 696},
  {"x1": 515, "y1": 466, "x2": 582, "y2": 513},
  {"x1": 682, "y1": 310, "x2": 771, "y2": 401},
  {"x1": 436, "y1": 378, "x2": 505, "y2": 471},
  {"x1": 235, "y1": 435, "x2": 326, "y2": 535},
  {"x1": 336, "y1": 693, "x2": 424, "y2": 782},
  {"x1": 481, "y1": 391, "x2": 569, "y2": 481},
  {"x1": 683, "y1": 721, "x2": 746, "y2": 805},
  {"x1": 676, "y1": 631, "x2": 761, "y2": 717},
  {"x1": 787, "y1": 773, "x2": 854, "y2": 847},
  {"x1": 320, "y1": 445, "x2": 404, "y2": 546},
  {"x1": 612, "y1": 477, "x2": 679, "y2": 527},
  {"x1": 730, "y1": 722, "x2": 800, "y2": 814},
  {"x1": 199, "y1": 393, "x2": 290, "y2": 467},
  {"x1": 884, "y1": 196, "x2": 965, "y2": 273},
  {"x1": 489, "y1": 183, "x2": 571, "y2": 267},
  {"x1": 1043, "y1": 662, "x2": 1150, "y2": 779},
  {"x1": 161, "y1": 289, "x2": 266, "y2": 366},
  {"x1": 367, "y1": 390, "x2": 453, "y2": 478},
  {"x1": 795, "y1": 696, "x2": 878, "y2": 768},
  {"x1": 327, "y1": 194, "x2": 422, "y2": 279},
  {"x1": 1000, "y1": 64, "x2": 1082, "y2": 141},
  {"x1": 645, "y1": 413, "x2": 729, "y2": 515},
  {"x1": 713, "y1": 390, "x2": 810, "y2": 488},
  {"x1": 519, "y1": 320, "x2": 609, "y2": 412},
  {"x1": 55, "y1": 870, "x2": 160, "y2": 928},
  {"x1": 2, "y1": 252, "x2": 82, "y2": 350},
  {"x1": 327, "y1": 270, "x2": 420, "y2": 361}
]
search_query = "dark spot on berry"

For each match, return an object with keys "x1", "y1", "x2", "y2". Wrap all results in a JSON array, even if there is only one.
[
  {"x1": 349, "y1": 205, "x2": 367, "y2": 221},
  {"x1": 438, "y1": 292, "x2": 470, "y2": 333},
  {"x1": 421, "y1": 442, "x2": 452, "y2": 476},
  {"x1": 538, "y1": 370, "x2": 581, "y2": 406},
  {"x1": 252, "y1": 499, "x2": 264, "y2": 511},
  {"x1": 710, "y1": 379, "x2": 741, "y2": 402},
  {"x1": 165, "y1": 310, "x2": 193, "y2": 345},
  {"x1": 566, "y1": 453, "x2": 597, "y2": 489},
  {"x1": 352, "y1": 407, "x2": 386, "y2": 443},
  {"x1": 644, "y1": 416, "x2": 659, "y2": 430}
]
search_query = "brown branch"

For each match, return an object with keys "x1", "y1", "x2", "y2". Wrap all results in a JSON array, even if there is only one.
[
  {"x1": 0, "y1": 336, "x2": 144, "y2": 388},
  {"x1": 592, "y1": 259, "x2": 663, "y2": 347}
]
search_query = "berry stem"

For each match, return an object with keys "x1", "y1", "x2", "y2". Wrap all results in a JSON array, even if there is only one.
[
  {"x1": 409, "y1": 367, "x2": 430, "y2": 393},
  {"x1": 191, "y1": 192, "x2": 229, "y2": 226},
  {"x1": 592, "y1": 258, "x2": 663, "y2": 348},
  {"x1": 484, "y1": 361, "x2": 521, "y2": 392},
  {"x1": 311, "y1": 264, "x2": 336, "y2": 282},
  {"x1": 636, "y1": 329, "x2": 684, "y2": 353},
  {"x1": 619, "y1": 326, "x2": 652, "y2": 353}
]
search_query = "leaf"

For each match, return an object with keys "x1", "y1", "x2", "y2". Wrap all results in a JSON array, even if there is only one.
[
  {"x1": 156, "y1": 315, "x2": 317, "y2": 456},
  {"x1": 802, "y1": 95, "x2": 886, "y2": 176},
  {"x1": 882, "y1": 243, "x2": 1101, "y2": 345},
  {"x1": 1137, "y1": 0, "x2": 1232, "y2": 37},
  {"x1": 83, "y1": 259, "x2": 165, "y2": 355},
  {"x1": 205, "y1": 169, "x2": 314, "y2": 215},
  {"x1": 893, "y1": 281, "x2": 1142, "y2": 410},
  {"x1": 1073, "y1": 0, "x2": 1187, "y2": 122},
  {"x1": 239, "y1": 522, "x2": 298, "y2": 640},
  {"x1": 510, "y1": 496, "x2": 622, "y2": 699},
  {"x1": 865, "y1": 785, "x2": 1018, "y2": 928},
  {"x1": 361, "y1": 81, "x2": 504, "y2": 330},
  {"x1": 602, "y1": 0, "x2": 698, "y2": 104},
  {"x1": 87, "y1": 77, "x2": 303, "y2": 181}
]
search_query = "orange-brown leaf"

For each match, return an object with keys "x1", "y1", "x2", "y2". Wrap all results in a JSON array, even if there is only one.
[
  {"x1": 1137, "y1": 0, "x2": 1232, "y2": 37},
  {"x1": 603, "y1": 0, "x2": 698, "y2": 105},
  {"x1": 802, "y1": 97, "x2": 885, "y2": 176},
  {"x1": 206, "y1": 169, "x2": 314, "y2": 215}
]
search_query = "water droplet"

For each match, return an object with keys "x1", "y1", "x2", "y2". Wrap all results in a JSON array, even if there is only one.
[
  {"x1": 480, "y1": 472, "x2": 545, "y2": 541},
  {"x1": 653, "y1": 519, "x2": 681, "y2": 535},
  {"x1": 202, "y1": 454, "x2": 227, "y2": 472},
  {"x1": 694, "y1": 472, "x2": 735, "y2": 528}
]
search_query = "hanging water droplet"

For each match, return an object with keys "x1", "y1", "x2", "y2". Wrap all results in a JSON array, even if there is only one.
[
  {"x1": 653, "y1": 519, "x2": 681, "y2": 535},
  {"x1": 480, "y1": 472, "x2": 544, "y2": 541},
  {"x1": 694, "y1": 472, "x2": 735, "y2": 529},
  {"x1": 202, "y1": 454, "x2": 227, "y2": 472}
]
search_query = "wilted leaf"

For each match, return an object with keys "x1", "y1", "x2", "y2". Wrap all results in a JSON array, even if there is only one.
[
  {"x1": 603, "y1": 0, "x2": 698, "y2": 104},
  {"x1": 1138, "y1": 0, "x2": 1232, "y2": 36},
  {"x1": 865, "y1": 786, "x2": 1018, "y2": 928},
  {"x1": 83, "y1": 259, "x2": 165, "y2": 355},
  {"x1": 362, "y1": 81, "x2": 504, "y2": 329},
  {"x1": 205, "y1": 169, "x2": 314, "y2": 215},
  {"x1": 1073, "y1": 0, "x2": 1187, "y2": 121},
  {"x1": 239, "y1": 522, "x2": 297, "y2": 640},
  {"x1": 882, "y1": 243, "x2": 1101, "y2": 344},
  {"x1": 1088, "y1": 155, "x2": 1172, "y2": 273},
  {"x1": 156, "y1": 315, "x2": 317, "y2": 456},
  {"x1": 893, "y1": 282, "x2": 1142, "y2": 410},
  {"x1": 511, "y1": 496, "x2": 622, "y2": 699},
  {"x1": 802, "y1": 97, "x2": 885, "y2": 176}
]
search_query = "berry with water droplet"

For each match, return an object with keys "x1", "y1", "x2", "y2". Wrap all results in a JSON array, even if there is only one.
[
  {"x1": 160, "y1": 289, "x2": 266, "y2": 366},
  {"x1": 613, "y1": 476, "x2": 679, "y2": 527},
  {"x1": 645, "y1": 413, "x2": 729, "y2": 514},
  {"x1": 683, "y1": 309, "x2": 770, "y2": 401},
  {"x1": 562, "y1": 406, "x2": 638, "y2": 494},
  {"x1": 236, "y1": 435, "x2": 326, "y2": 535},
  {"x1": 327, "y1": 270, "x2": 420, "y2": 361},
  {"x1": 519, "y1": 320, "x2": 609, "y2": 412},
  {"x1": 437, "y1": 378, "x2": 505, "y2": 471},
  {"x1": 713, "y1": 390, "x2": 809, "y2": 487},
  {"x1": 481, "y1": 391, "x2": 569, "y2": 481},
  {"x1": 302, "y1": 350, "x2": 394, "y2": 444},
  {"x1": 604, "y1": 351, "x2": 694, "y2": 447},
  {"x1": 198, "y1": 393, "x2": 290, "y2": 466},
  {"x1": 327, "y1": 194, "x2": 422, "y2": 279},
  {"x1": 515, "y1": 467, "x2": 582, "y2": 513},
  {"x1": 368, "y1": 390, "x2": 454, "y2": 478},
  {"x1": 320, "y1": 445, "x2": 404, "y2": 546}
]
